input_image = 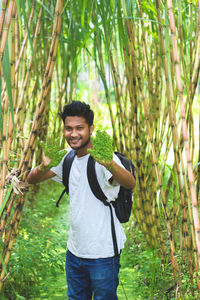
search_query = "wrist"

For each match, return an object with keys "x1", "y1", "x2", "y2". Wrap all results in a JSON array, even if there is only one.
[
  {"x1": 105, "y1": 160, "x2": 114, "y2": 171},
  {"x1": 38, "y1": 163, "x2": 49, "y2": 172}
]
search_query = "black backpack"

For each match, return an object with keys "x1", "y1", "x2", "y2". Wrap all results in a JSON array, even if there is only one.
[{"x1": 56, "y1": 150, "x2": 136, "y2": 256}]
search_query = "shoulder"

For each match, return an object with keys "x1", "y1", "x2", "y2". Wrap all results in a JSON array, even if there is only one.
[
  {"x1": 62, "y1": 149, "x2": 76, "y2": 164},
  {"x1": 54, "y1": 148, "x2": 75, "y2": 167}
]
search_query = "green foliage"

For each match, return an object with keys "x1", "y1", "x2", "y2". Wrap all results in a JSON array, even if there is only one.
[
  {"x1": 1, "y1": 170, "x2": 197, "y2": 299},
  {"x1": 2, "y1": 180, "x2": 176, "y2": 299},
  {"x1": 88, "y1": 130, "x2": 113, "y2": 162},
  {"x1": 118, "y1": 219, "x2": 175, "y2": 299},
  {"x1": 2, "y1": 181, "x2": 69, "y2": 299},
  {"x1": 92, "y1": 102, "x2": 112, "y2": 132},
  {"x1": 0, "y1": 186, "x2": 13, "y2": 216}
]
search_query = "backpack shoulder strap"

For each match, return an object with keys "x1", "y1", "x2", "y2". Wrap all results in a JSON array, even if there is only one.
[
  {"x1": 56, "y1": 149, "x2": 76, "y2": 208},
  {"x1": 87, "y1": 155, "x2": 108, "y2": 205},
  {"x1": 87, "y1": 155, "x2": 119, "y2": 256},
  {"x1": 62, "y1": 149, "x2": 76, "y2": 190}
]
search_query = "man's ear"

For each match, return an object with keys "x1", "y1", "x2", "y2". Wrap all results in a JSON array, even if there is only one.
[{"x1": 90, "y1": 124, "x2": 94, "y2": 134}]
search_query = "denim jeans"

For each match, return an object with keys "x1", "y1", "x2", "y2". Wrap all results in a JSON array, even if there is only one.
[{"x1": 65, "y1": 250, "x2": 121, "y2": 300}]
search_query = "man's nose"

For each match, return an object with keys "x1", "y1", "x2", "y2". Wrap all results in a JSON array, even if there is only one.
[{"x1": 71, "y1": 129, "x2": 78, "y2": 137}]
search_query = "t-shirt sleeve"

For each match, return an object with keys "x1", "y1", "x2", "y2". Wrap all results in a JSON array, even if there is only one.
[{"x1": 103, "y1": 153, "x2": 124, "y2": 186}]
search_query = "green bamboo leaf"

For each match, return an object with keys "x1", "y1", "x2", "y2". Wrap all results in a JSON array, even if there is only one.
[
  {"x1": 81, "y1": 0, "x2": 87, "y2": 28},
  {"x1": 0, "y1": 253, "x2": 8, "y2": 275},
  {"x1": 93, "y1": 1, "x2": 100, "y2": 38},
  {"x1": 2, "y1": 40, "x2": 15, "y2": 131},
  {"x1": 15, "y1": 0, "x2": 22, "y2": 37},
  {"x1": 121, "y1": 0, "x2": 127, "y2": 16},
  {"x1": 124, "y1": 0, "x2": 135, "y2": 15},
  {"x1": 117, "y1": 1, "x2": 128, "y2": 56},
  {"x1": 164, "y1": 4, "x2": 173, "y2": 99},
  {"x1": 100, "y1": 2, "x2": 110, "y2": 54},
  {"x1": 36, "y1": 0, "x2": 53, "y2": 19},
  {"x1": 69, "y1": 0, "x2": 76, "y2": 100},
  {"x1": 109, "y1": 0, "x2": 118, "y2": 40},
  {"x1": 165, "y1": 164, "x2": 179, "y2": 192},
  {"x1": 144, "y1": 4, "x2": 157, "y2": 16},
  {"x1": 21, "y1": 1, "x2": 37, "y2": 70},
  {"x1": 86, "y1": 48, "x2": 108, "y2": 94},
  {"x1": 0, "y1": 185, "x2": 13, "y2": 217},
  {"x1": 62, "y1": 0, "x2": 70, "y2": 13},
  {"x1": 0, "y1": 76, "x2": 3, "y2": 136},
  {"x1": 193, "y1": 162, "x2": 200, "y2": 171}
]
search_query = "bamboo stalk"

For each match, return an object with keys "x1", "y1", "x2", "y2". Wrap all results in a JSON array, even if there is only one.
[
  {"x1": 127, "y1": 26, "x2": 180, "y2": 277},
  {"x1": 167, "y1": 0, "x2": 200, "y2": 270},
  {"x1": 93, "y1": 29, "x2": 120, "y2": 150},
  {"x1": 0, "y1": 0, "x2": 38, "y2": 211},
  {"x1": 155, "y1": 1, "x2": 199, "y2": 290},
  {"x1": 0, "y1": 0, "x2": 8, "y2": 39},
  {"x1": 121, "y1": 14, "x2": 167, "y2": 252},
  {"x1": 0, "y1": 0, "x2": 15, "y2": 207},
  {"x1": 109, "y1": 50, "x2": 129, "y2": 154},
  {"x1": 0, "y1": 0, "x2": 63, "y2": 289},
  {"x1": 15, "y1": 2, "x2": 42, "y2": 126},
  {"x1": 0, "y1": 0, "x2": 199, "y2": 296},
  {"x1": 0, "y1": 4, "x2": 43, "y2": 240},
  {"x1": 0, "y1": 0, "x2": 14, "y2": 75},
  {"x1": 18, "y1": 0, "x2": 63, "y2": 173}
]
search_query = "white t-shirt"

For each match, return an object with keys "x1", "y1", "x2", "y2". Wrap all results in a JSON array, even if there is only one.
[{"x1": 51, "y1": 150, "x2": 126, "y2": 259}]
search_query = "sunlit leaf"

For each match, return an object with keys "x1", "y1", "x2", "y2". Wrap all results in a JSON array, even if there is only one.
[
  {"x1": 16, "y1": 0, "x2": 22, "y2": 37},
  {"x1": 0, "y1": 185, "x2": 13, "y2": 217},
  {"x1": 36, "y1": 0, "x2": 53, "y2": 19},
  {"x1": 21, "y1": 1, "x2": 37, "y2": 71},
  {"x1": 0, "y1": 253, "x2": 8, "y2": 275}
]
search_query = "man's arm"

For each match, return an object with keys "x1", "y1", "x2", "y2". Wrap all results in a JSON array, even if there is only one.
[
  {"x1": 26, "y1": 153, "x2": 55, "y2": 184},
  {"x1": 87, "y1": 131, "x2": 135, "y2": 190},
  {"x1": 26, "y1": 165, "x2": 56, "y2": 184},
  {"x1": 105, "y1": 160, "x2": 136, "y2": 189},
  {"x1": 92, "y1": 153, "x2": 136, "y2": 189}
]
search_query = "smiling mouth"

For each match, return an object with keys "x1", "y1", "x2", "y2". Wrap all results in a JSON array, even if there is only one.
[{"x1": 70, "y1": 139, "x2": 81, "y2": 144}]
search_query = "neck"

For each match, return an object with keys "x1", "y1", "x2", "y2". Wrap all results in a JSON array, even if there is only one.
[{"x1": 76, "y1": 141, "x2": 93, "y2": 158}]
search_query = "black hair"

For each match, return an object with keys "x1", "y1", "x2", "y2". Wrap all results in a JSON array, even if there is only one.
[{"x1": 59, "y1": 101, "x2": 94, "y2": 126}]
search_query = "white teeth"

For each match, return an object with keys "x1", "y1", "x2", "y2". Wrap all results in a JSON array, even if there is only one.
[{"x1": 71, "y1": 139, "x2": 79, "y2": 143}]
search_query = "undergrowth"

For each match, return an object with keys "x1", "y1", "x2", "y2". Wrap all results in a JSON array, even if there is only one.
[
  {"x1": 118, "y1": 220, "x2": 175, "y2": 300},
  {"x1": 1, "y1": 180, "x2": 185, "y2": 299},
  {"x1": 2, "y1": 180, "x2": 69, "y2": 299}
]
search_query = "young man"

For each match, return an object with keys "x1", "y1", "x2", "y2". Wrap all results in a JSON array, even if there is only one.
[{"x1": 27, "y1": 101, "x2": 135, "y2": 300}]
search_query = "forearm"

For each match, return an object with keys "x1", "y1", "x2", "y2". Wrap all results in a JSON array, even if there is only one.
[
  {"x1": 107, "y1": 160, "x2": 136, "y2": 189},
  {"x1": 26, "y1": 164, "x2": 54, "y2": 184}
]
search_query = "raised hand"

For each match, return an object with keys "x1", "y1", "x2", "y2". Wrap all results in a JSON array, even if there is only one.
[
  {"x1": 87, "y1": 130, "x2": 113, "y2": 168},
  {"x1": 38, "y1": 139, "x2": 67, "y2": 170}
]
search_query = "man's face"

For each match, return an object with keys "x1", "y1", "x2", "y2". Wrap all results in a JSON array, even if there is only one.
[{"x1": 64, "y1": 116, "x2": 94, "y2": 150}]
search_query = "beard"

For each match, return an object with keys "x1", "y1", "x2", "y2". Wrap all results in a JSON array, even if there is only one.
[{"x1": 69, "y1": 136, "x2": 91, "y2": 151}]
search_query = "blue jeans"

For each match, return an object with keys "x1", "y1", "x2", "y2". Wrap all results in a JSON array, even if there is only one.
[{"x1": 65, "y1": 250, "x2": 121, "y2": 300}]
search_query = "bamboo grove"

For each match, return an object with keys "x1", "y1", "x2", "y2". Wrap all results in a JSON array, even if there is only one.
[{"x1": 0, "y1": 0, "x2": 200, "y2": 297}]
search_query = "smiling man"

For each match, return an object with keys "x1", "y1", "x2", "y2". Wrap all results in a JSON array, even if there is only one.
[
  {"x1": 27, "y1": 101, "x2": 135, "y2": 300},
  {"x1": 64, "y1": 115, "x2": 94, "y2": 152}
]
